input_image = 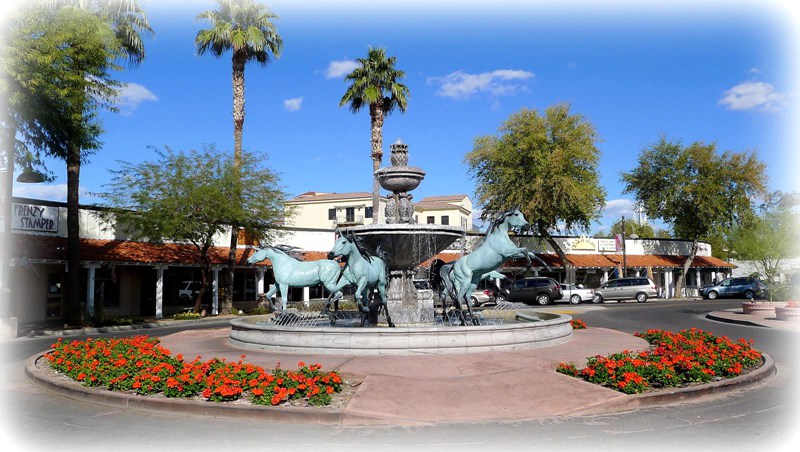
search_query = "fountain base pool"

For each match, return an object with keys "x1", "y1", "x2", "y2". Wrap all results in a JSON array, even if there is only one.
[{"x1": 229, "y1": 310, "x2": 573, "y2": 355}]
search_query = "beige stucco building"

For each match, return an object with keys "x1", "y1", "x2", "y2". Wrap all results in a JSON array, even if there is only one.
[{"x1": 414, "y1": 194, "x2": 473, "y2": 230}]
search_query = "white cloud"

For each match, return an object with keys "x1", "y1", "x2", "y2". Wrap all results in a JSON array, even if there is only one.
[
  {"x1": 114, "y1": 82, "x2": 158, "y2": 115},
  {"x1": 427, "y1": 69, "x2": 534, "y2": 99},
  {"x1": 603, "y1": 198, "x2": 636, "y2": 218},
  {"x1": 283, "y1": 97, "x2": 303, "y2": 112},
  {"x1": 325, "y1": 59, "x2": 359, "y2": 79},
  {"x1": 718, "y1": 81, "x2": 787, "y2": 111},
  {"x1": 13, "y1": 183, "x2": 95, "y2": 202}
]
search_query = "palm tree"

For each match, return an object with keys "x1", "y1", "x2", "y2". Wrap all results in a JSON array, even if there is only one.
[
  {"x1": 45, "y1": 0, "x2": 152, "y2": 325},
  {"x1": 339, "y1": 47, "x2": 409, "y2": 224},
  {"x1": 195, "y1": 0, "x2": 282, "y2": 314}
]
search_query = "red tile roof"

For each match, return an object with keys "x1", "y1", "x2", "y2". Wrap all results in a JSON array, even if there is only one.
[
  {"x1": 12, "y1": 234, "x2": 732, "y2": 270},
  {"x1": 418, "y1": 194, "x2": 468, "y2": 202},
  {"x1": 286, "y1": 192, "x2": 376, "y2": 203}
]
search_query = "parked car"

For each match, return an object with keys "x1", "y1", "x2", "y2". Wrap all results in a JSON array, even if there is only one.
[
  {"x1": 560, "y1": 284, "x2": 594, "y2": 304},
  {"x1": 178, "y1": 281, "x2": 202, "y2": 303},
  {"x1": 592, "y1": 277, "x2": 657, "y2": 303},
  {"x1": 469, "y1": 289, "x2": 496, "y2": 307},
  {"x1": 496, "y1": 277, "x2": 563, "y2": 305},
  {"x1": 699, "y1": 277, "x2": 768, "y2": 300}
]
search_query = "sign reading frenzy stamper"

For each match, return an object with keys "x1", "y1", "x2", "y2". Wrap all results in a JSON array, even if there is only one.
[{"x1": 12, "y1": 203, "x2": 59, "y2": 233}]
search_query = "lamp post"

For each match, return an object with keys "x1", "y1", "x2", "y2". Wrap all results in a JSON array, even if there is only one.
[{"x1": 1, "y1": 157, "x2": 45, "y2": 337}]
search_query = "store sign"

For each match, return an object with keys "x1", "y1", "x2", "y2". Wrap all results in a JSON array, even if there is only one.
[
  {"x1": 12, "y1": 203, "x2": 59, "y2": 233},
  {"x1": 597, "y1": 238, "x2": 616, "y2": 252}
]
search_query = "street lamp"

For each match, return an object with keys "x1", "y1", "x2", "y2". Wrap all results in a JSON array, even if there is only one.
[{"x1": 1, "y1": 157, "x2": 45, "y2": 337}]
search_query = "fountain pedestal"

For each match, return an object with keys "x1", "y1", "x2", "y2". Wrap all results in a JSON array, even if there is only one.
[{"x1": 384, "y1": 270, "x2": 435, "y2": 324}]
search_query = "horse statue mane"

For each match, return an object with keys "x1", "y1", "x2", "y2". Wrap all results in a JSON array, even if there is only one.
[
  {"x1": 484, "y1": 206, "x2": 531, "y2": 236},
  {"x1": 267, "y1": 244, "x2": 304, "y2": 261},
  {"x1": 345, "y1": 233, "x2": 376, "y2": 261}
]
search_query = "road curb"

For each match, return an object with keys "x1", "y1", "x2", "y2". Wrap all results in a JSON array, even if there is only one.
[
  {"x1": 706, "y1": 311, "x2": 768, "y2": 328},
  {"x1": 25, "y1": 349, "x2": 777, "y2": 425}
]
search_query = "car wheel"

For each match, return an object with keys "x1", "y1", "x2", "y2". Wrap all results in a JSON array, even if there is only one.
[
  {"x1": 496, "y1": 294, "x2": 508, "y2": 303},
  {"x1": 469, "y1": 296, "x2": 480, "y2": 307},
  {"x1": 536, "y1": 294, "x2": 551, "y2": 305},
  {"x1": 708, "y1": 291, "x2": 718, "y2": 300},
  {"x1": 570, "y1": 294, "x2": 581, "y2": 305},
  {"x1": 744, "y1": 290, "x2": 755, "y2": 299},
  {"x1": 592, "y1": 294, "x2": 603, "y2": 304},
  {"x1": 636, "y1": 292, "x2": 648, "y2": 303}
]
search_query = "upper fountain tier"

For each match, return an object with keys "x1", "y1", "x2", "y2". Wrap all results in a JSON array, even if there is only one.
[
  {"x1": 375, "y1": 166, "x2": 425, "y2": 193},
  {"x1": 341, "y1": 139, "x2": 465, "y2": 270}
]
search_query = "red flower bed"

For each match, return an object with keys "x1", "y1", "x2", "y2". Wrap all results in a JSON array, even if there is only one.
[
  {"x1": 556, "y1": 328, "x2": 763, "y2": 394},
  {"x1": 44, "y1": 336, "x2": 343, "y2": 406},
  {"x1": 570, "y1": 319, "x2": 587, "y2": 330}
]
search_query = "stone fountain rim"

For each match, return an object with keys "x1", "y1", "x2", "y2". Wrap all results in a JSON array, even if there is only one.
[
  {"x1": 339, "y1": 223, "x2": 464, "y2": 235},
  {"x1": 375, "y1": 166, "x2": 426, "y2": 176}
]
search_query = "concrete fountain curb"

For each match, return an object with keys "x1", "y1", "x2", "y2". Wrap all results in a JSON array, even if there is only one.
[{"x1": 24, "y1": 348, "x2": 776, "y2": 426}]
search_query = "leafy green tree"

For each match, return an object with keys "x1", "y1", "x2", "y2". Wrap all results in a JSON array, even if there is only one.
[
  {"x1": 729, "y1": 191, "x2": 799, "y2": 300},
  {"x1": 465, "y1": 104, "x2": 606, "y2": 281},
  {"x1": 196, "y1": 0, "x2": 282, "y2": 314},
  {"x1": 97, "y1": 146, "x2": 288, "y2": 314},
  {"x1": 621, "y1": 136, "x2": 767, "y2": 298},
  {"x1": 2, "y1": 1, "x2": 151, "y2": 325},
  {"x1": 339, "y1": 46, "x2": 410, "y2": 224}
]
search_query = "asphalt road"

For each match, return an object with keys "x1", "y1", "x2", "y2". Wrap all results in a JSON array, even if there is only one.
[{"x1": 1, "y1": 299, "x2": 798, "y2": 452}]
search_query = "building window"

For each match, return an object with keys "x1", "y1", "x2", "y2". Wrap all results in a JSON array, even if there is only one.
[
  {"x1": 346, "y1": 207, "x2": 355, "y2": 222},
  {"x1": 426, "y1": 216, "x2": 435, "y2": 224},
  {"x1": 328, "y1": 208, "x2": 336, "y2": 220},
  {"x1": 441, "y1": 215, "x2": 449, "y2": 225},
  {"x1": 461, "y1": 217, "x2": 467, "y2": 229},
  {"x1": 365, "y1": 207, "x2": 373, "y2": 218}
]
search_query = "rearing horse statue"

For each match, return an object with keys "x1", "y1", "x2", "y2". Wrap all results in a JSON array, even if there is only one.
[
  {"x1": 448, "y1": 208, "x2": 546, "y2": 324},
  {"x1": 328, "y1": 234, "x2": 393, "y2": 327},
  {"x1": 246, "y1": 245, "x2": 344, "y2": 312}
]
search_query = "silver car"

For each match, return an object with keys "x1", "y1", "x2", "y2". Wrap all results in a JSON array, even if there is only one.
[
  {"x1": 560, "y1": 284, "x2": 594, "y2": 304},
  {"x1": 592, "y1": 277, "x2": 657, "y2": 303}
]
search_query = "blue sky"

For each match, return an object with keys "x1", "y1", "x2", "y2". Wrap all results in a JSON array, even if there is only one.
[{"x1": 4, "y1": 0, "x2": 798, "y2": 233}]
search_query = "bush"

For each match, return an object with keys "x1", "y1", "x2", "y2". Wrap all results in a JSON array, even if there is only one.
[{"x1": 173, "y1": 312, "x2": 202, "y2": 320}]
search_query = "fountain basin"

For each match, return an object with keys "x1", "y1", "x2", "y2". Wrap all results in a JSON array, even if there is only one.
[
  {"x1": 339, "y1": 223, "x2": 463, "y2": 270},
  {"x1": 229, "y1": 312, "x2": 573, "y2": 355},
  {"x1": 375, "y1": 166, "x2": 425, "y2": 192}
]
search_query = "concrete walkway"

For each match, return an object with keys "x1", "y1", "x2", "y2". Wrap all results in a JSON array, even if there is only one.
[{"x1": 21, "y1": 306, "x2": 785, "y2": 426}]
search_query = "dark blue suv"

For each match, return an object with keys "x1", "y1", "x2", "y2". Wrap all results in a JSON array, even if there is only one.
[{"x1": 699, "y1": 277, "x2": 768, "y2": 300}]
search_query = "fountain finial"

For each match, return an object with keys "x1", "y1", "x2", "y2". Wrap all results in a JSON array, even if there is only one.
[{"x1": 390, "y1": 140, "x2": 409, "y2": 166}]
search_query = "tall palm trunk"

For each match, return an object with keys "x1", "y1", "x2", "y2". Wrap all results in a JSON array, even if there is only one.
[
  {"x1": 65, "y1": 142, "x2": 82, "y2": 324},
  {"x1": 224, "y1": 49, "x2": 247, "y2": 315},
  {"x1": 369, "y1": 104, "x2": 384, "y2": 224}
]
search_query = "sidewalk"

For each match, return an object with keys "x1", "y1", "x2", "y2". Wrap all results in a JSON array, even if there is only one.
[{"x1": 22, "y1": 324, "x2": 775, "y2": 427}]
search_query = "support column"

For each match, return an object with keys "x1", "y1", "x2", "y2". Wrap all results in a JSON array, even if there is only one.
[
  {"x1": 695, "y1": 268, "x2": 701, "y2": 295},
  {"x1": 257, "y1": 268, "x2": 265, "y2": 295},
  {"x1": 303, "y1": 286, "x2": 310, "y2": 308},
  {"x1": 86, "y1": 263, "x2": 100, "y2": 318},
  {"x1": 665, "y1": 271, "x2": 674, "y2": 298},
  {"x1": 212, "y1": 267, "x2": 220, "y2": 316},
  {"x1": 602, "y1": 270, "x2": 609, "y2": 284},
  {"x1": 155, "y1": 265, "x2": 166, "y2": 319}
]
